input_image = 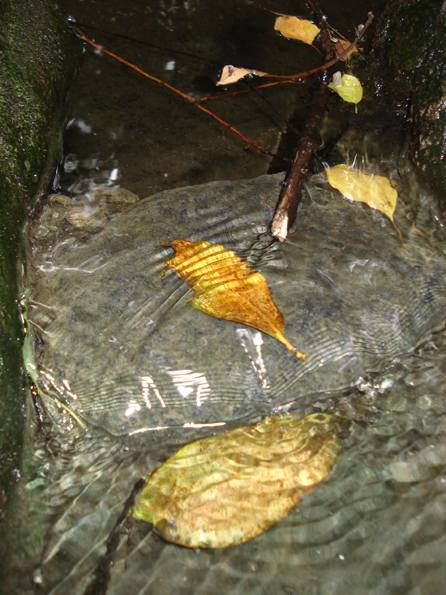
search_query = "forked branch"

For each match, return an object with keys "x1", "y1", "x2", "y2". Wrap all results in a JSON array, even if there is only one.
[
  {"x1": 75, "y1": 30, "x2": 285, "y2": 160},
  {"x1": 271, "y1": 9, "x2": 374, "y2": 241}
]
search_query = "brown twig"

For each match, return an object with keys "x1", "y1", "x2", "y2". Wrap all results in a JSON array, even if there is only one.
[
  {"x1": 265, "y1": 11, "x2": 374, "y2": 80},
  {"x1": 72, "y1": 20, "x2": 225, "y2": 66},
  {"x1": 271, "y1": 10, "x2": 374, "y2": 241},
  {"x1": 270, "y1": 80, "x2": 331, "y2": 241},
  {"x1": 245, "y1": 81, "x2": 301, "y2": 136},
  {"x1": 76, "y1": 30, "x2": 286, "y2": 161},
  {"x1": 200, "y1": 80, "x2": 303, "y2": 101}
]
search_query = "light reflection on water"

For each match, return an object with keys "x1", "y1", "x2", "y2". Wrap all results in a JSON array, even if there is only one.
[{"x1": 166, "y1": 369, "x2": 211, "y2": 407}]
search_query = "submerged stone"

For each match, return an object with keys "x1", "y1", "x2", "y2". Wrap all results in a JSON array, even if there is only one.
[
  {"x1": 19, "y1": 165, "x2": 446, "y2": 594},
  {"x1": 28, "y1": 171, "x2": 446, "y2": 439}
]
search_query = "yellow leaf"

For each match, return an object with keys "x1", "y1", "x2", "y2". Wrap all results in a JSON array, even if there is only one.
[
  {"x1": 325, "y1": 164, "x2": 405, "y2": 245},
  {"x1": 274, "y1": 16, "x2": 320, "y2": 45},
  {"x1": 328, "y1": 72, "x2": 363, "y2": 104},
  {"x1": 162, "y1": 240, "x2": 306, "y2": 359},
  {"x1": 132, "y1": 413, "x2": 347, "y2": 548}
]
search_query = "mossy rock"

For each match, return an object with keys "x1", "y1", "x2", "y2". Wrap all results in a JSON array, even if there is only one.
[
  {"x1": 409, "y1": 8, "x2": 446, "y2": 211},
  {"x1": 0, "y1": 0, "x2": 80, "y2": 563},
  {"x1": 358, "y1": 0, "x2": 446, "y2": 212}
]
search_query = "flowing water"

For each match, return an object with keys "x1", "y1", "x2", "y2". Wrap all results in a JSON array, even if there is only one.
[
  {"x1": 6, "y1": 1, "x2": 446, "y2": 594},
  {"x1": 20, "y1": 160, "x2": 446, "y2": 595}
]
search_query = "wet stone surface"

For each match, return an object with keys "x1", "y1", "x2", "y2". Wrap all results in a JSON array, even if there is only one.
[
  {"x1": 18, "y1": 161, "x2": 446, "y2": 595},
  {"x1": 27, "y1": 169, "x2": 446, "y2": 439},
  {"x1": 34, "y1": 187, "x2": 140, "y2": 253}
]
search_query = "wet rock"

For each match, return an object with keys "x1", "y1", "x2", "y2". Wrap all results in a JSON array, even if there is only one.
[
  {"x1": 31, "y1": 188, "x2": 140, "y2": 258},
  {"x1": 27, "y1": 170, "x2": 446, "y2": 439},
  {"x1": 363, "y1": 0, "x2": 446, "y2": 211},
  {"x1": 94, "y1": 187, "x2": 140, "y2": 204},
  {"x1": 0, "y1": 0, "x2": 80, "y2": 581},
  {"x1": 410, "y1": 7, "x2": 446, "y2": 210},
  {"x1": 19, "y1": 166, "x2": 446, "y2": 594}
]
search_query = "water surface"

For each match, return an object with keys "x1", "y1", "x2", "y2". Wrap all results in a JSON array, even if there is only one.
[{"x1": 10, "y1": 1, "x2": 446, "y2": 594}]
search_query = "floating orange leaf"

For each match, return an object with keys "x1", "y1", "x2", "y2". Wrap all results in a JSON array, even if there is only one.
[
  {"x1": 162, "y1": 240, "x2": 306, "y2": 359},
  {"x1": 274, "y1": 16, "x2": 320, "y2": 45}
]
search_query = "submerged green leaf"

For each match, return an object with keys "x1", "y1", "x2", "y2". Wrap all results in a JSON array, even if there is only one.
[{"x1": 132, "y1": 413, "x2": 348, "y2": 548}]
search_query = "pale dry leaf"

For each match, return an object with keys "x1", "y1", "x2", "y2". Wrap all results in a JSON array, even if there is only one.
[
  {"x1": 217, "y1": 65, "x2": 267, "y2": 86},
  {"x1": 334, "y1": 39, "x2": 359, "y2": 61}
]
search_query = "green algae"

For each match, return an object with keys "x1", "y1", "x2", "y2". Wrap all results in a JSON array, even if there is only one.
[
  {"x1": 0, "y1": 0, "x2": 80, "y2": 570},
  {"x1": 374, "y1": 0, "x2": 443, "y2": 74},
  {"x1": 409, "y1": 8, "x2": 446, "y2": 211},
  {"x1": 347, "y1": 0, "x2": 446, "y2": 212}
]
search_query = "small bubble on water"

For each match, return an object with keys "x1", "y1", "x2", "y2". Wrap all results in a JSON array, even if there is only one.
[{"x1": 33, "y1": 568, "x2": 43, "y2": 585}]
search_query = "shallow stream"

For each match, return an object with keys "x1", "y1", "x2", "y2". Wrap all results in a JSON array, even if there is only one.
[{"x1": 7, "y1": 1, "x2": 446, "y2": 594}]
